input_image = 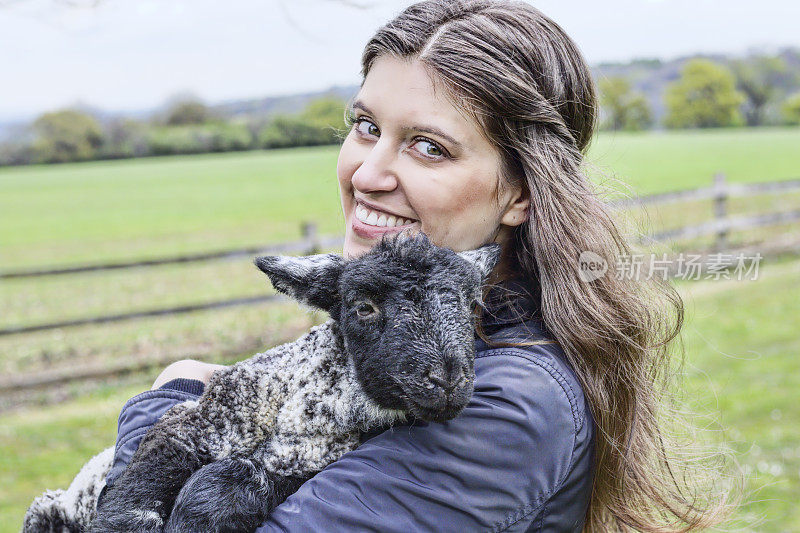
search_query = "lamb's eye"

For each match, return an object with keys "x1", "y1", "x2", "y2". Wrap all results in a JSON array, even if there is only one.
[{"x1": 356, "y1": 301, "x2": 377, "y2": 318}]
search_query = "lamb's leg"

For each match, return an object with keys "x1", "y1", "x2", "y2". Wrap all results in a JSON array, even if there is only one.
[
  {"x1": 165, "y1": 458, "x2": 309, "y2": 533},
  {"x1": 90, "y1": 431, "x2": 204, "y2": 533},
  {"x1": 23, "y1": 446, "x2": 114, "y2": 533},
  {"x1": 22, "y1": 489, "x2": 72, "y2": 533}
]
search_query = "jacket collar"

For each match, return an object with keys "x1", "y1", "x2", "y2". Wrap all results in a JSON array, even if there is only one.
[{"x1": 475, "y1": 277, "x2": 553, "y2": 350}]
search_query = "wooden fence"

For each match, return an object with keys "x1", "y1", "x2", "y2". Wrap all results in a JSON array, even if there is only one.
[
  {"x1": 2, "y1": 175, "x2": 799, "y2": 396},
  {"x1": 3, "y1": 175, "x2": 799, "y2": 339},
  {"x1": 0, "y1": 223, "x2": 343, "y2": 337},
  {"x1": 612, "y1": 174, "x2": 800, "y2": 250}
]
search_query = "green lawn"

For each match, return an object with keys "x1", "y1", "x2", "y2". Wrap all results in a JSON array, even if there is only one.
[
  {"x1": 675, "y1": 256, "x2": 800, "y2": 530},
  {"x1": 0, "y1": 146, "x2": 344, "y2": 270},
  {"x1": 2, "y1": 128, "x2": 799, "y2": 270},
  {"x1": 588, "y1": 127, "x2": 800, "y2": 194}
]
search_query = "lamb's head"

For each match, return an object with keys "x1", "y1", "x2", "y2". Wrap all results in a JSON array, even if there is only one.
[{"x1": 254, "y1": 233, "x2": 500, "y2": 423}]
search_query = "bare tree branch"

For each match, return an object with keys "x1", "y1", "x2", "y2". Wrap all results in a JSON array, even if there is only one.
[{"x1": 276, "y1": 0, "x2": 327, "y2": 45}]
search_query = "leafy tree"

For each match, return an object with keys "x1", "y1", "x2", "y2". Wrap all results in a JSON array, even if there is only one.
[
  {"x1": 0, "y1": 141, "x2": 37, "y2": 166},
  {"x1": 258, "y1": 115, "x2": 327, "y2": 149},
  {"x1": 599, "y1": 77, "x2": 653, "y2": 131},
  {"x1": 664, "y1": 59, "x2": 745, "y2": 129},
  {"x1": 32, "y1": 109, "x2": 103, "y2": 163},
  {"x1": 146, "y1": 123, "x2": 253, "y2": 155},
  {"x1": 301, "y1": 97, "x2": 348, "y2": 133},
  {"x1": 783, "y1": 92, "x2": 800, "y2": 125},
  {"x1": 258, "y1": 97, "x2": 348, "y2": 149},
  {"x1": 732, "y1": 56, "x2": 794, "y2": 126},
  {"x1": 100, "y1": 118, "x2": 149, "y2": 159},
  {"x1": 165, "y1": 99, "x2": 211, "y2": 125}
]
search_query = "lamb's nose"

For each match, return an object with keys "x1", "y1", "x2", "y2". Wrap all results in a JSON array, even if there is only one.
[{"x1": 426, "y1": 366, "x2": 466, "y2": 394}]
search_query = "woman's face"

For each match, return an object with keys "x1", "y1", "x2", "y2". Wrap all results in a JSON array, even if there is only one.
[{"x1": 337, "y1": 55, "x2": 529, "y2": 258}]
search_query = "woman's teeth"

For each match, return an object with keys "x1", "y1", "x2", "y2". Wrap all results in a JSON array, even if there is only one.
[{"x1": 355, "y1": 204, "x2": 415, "y2": 228}]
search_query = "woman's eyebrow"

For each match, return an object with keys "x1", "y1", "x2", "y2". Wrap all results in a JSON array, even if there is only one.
[{"x1": 351, "y1": 99, "x2": 464, "y2": 151}]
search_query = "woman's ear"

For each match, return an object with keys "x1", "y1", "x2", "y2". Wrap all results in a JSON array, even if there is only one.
[{"x1": 499, "y1": 182, "x2": 530, "y2": 227}]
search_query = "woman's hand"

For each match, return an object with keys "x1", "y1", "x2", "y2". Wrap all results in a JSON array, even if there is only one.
[{"x1": 151, "y1": 359, "x2": 227, "y2": 389}]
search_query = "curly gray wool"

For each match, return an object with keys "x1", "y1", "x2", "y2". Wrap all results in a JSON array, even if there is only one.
[
  {"x1": 22, "y1": 320, "x2": 402, "y2": 533},
  {"x1": 22, "y1": 446, "x2": 113, "y2": 532}
]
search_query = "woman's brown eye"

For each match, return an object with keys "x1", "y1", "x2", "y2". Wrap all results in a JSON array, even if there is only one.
[
  {"x1": 356, "y1": 302, "x2": 377, "y2": 318},
  {"x1": 355, "y1": 119, "x2": 379, "y2": 137},
  {"x1": 413, "y1": 139, "x2": 445, "y2": 158},
  {"x1": 424, "y1": 142, "x2": 441, "y2": 156}
]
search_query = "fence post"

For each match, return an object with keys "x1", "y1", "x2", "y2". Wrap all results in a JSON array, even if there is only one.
[
  {"x1": 712, "y1": 173, "x2": 728, "y2": 251},
  {"x1": 302, "y1": 221, "x2": 320, "y2": 255}
]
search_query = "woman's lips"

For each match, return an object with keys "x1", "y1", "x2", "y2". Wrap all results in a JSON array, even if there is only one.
[{"x1": 351, "y1": 199, "x2": 418, "y2": 240}]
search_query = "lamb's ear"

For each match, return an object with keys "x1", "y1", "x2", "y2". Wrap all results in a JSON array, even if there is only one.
[
  {"x1": 254, "y1": 253, "x2": 345, "y2": 312},
  {"x1": 457, "y1": 243, "x2": 502, "y2": 282}
]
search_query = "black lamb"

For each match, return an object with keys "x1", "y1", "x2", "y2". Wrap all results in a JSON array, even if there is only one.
[{"x1": 23, "y1": 233, "x2": 499, "y2": 533}]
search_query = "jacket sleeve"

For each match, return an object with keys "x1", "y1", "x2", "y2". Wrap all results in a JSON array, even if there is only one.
[
  {"x1": 104, "y1": 378, "x2": 205, "y2": 488},
  {"x1": 257, "y1": 347, "x2": 591, "y2": 533}
]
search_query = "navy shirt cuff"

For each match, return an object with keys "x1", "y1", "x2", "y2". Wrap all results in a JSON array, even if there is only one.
[{"x1": 159, "y1": 377, "x2": 206, "y2": 396}]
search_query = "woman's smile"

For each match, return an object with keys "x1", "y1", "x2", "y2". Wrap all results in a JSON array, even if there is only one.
[{"x1": 351, "y1": 198, "x2": 419, "y2": 240}]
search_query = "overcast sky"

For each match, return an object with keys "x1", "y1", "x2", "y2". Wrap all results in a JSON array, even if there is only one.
[{"x1": 1, "y1": 0, "x2": 798, "y2": 122}]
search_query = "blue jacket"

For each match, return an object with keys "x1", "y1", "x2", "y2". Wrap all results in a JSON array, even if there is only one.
[{"x1": 104, "y1": 281, "x2": 595, "y2": 531}]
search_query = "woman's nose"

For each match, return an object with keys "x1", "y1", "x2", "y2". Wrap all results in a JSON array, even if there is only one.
[{"x1": 351, "y1": 139, "x2": 399, "y2": 193}]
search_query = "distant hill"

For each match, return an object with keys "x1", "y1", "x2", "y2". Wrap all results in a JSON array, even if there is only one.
[
  {"x1": 3, "y1": 47, "x2": 798, "y2": 141},
  {"x1": 211, "y1": 84, "x2": 360, "y2": 119},
  {"x1": 206, "y1": 47, "x2": 800, "y2": 127},
  {"x1": 0, "y1": 85, "x2": 362, "y2": 142}
]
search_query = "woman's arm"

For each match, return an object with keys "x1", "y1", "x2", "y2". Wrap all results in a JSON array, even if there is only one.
[
  {"x1": 103, "y1": 378, "x2": 207, "y2": 490},
  {"x1": 104, "y1": 360, "x2": 223, "y2": 488},
  {"x1": 257, "y1": 348, "x2": 593, "y2": 532},
  {"x1": 107, "y1": 348, "x2": 593, "y2": 531}
]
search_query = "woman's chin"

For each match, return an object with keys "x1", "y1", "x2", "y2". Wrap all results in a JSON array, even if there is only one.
[
  {"x1": 342, "y1": 240, "x2": 369, "y2": 259},
  {"x1": 342, "y1": 228, "x2": 374, "y2": 259}
]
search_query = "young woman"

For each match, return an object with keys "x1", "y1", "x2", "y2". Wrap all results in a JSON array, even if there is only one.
[{"x1": 110, "y1": 1, "x2": 732, "y2": 530}]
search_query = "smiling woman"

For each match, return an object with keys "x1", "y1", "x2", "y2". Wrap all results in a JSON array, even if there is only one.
[
  {"x1": 337, "y1": 56, "x2": 528, "y2": 258},
  {"x1": 113, "y1": 1, "x2": 736, "y2": 531}
]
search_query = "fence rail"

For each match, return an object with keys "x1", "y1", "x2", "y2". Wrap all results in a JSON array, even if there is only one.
[
  {"x1": 646, "y1": 209, "x2": 800, "y2": 244},
  {"x1": 611, "y1": 176, "x2": 800, "y2": 209},
  {"x1": 0, "y1": 223, "x2": 340, "y2": 279},
  {"x1": 3, "y1": 175, "x2": 800, "y2": 401},
  {"x1": 0, "y1": 294, "x2": 285, "y2": 336},
  {"x1": 614, "y1": 174, "x2": 800, "y2": 250}
]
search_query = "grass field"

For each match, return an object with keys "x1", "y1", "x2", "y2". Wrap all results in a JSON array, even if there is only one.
[
  {"x1": 2, "y1": 127, "x2": 799, "y2": 271},
  {"x1": 1, "y1": 126, "x2": 799, "y2": 530}
]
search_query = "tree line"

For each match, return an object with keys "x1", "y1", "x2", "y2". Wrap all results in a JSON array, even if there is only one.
[
  {"x1": 0, "y1": 97, "x2": 349, "y2": 166},
  {"x1": 599, "y1": 52, "x2": 800, "y2": 131},
  {"x1": 2, "y1": 51, "x2": 800, "y2": 166}
]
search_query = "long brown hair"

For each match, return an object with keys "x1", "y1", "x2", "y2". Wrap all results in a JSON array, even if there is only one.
[{"x1": 357, "y1": 1, "x2": 736, "y2": 530}]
